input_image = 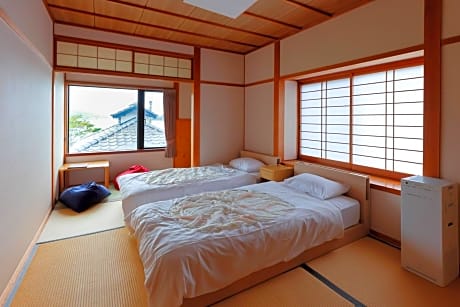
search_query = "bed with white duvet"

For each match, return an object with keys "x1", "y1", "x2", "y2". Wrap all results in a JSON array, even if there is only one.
[
  {"x1": 118, "y1": 151, "x2": 280, "y2": 217},
  {"x1": 126, "y1": 177, "x2": 362, "y2": 307}
]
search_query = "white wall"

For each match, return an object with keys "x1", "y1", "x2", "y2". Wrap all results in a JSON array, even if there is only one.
[
  {"x1": 245, "y1": 83, "x2": 274, "y2": 155},
  {"x1": 53, "y1": 72, "x2": 65, "y2": 200},
  {"x1": 200, "y1": 84, "x2": 245, "y2": 165},
  {"x1": 245, "y1": 44, "x2": 274, "y2": 84},
  {"x1": 244, "y1": 44, "x2": 275, "y2": 155},
  {"x1": 441, "y1": 0, "x2": 460, "y2": 228},
  {"x1": 283, "y1": 80, "x2": 297, "y2": 160},
  {"x1": 280, "y1": 0, "x2": 424, "y2": 77},
  {"x1": 199, "y1": 49, "x2": 245, "y2": 164},
  {"x1": 0, "y1": 1, "x2": 53, "y2": 300}
]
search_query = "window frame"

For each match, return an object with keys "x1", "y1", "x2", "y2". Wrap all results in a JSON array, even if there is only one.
[
  {"x1": 297, "y1": 57, "x2": 424, "y2": 180},
  {"x1": 64, "y1": 82, "x2": 167, "y2": 156}
]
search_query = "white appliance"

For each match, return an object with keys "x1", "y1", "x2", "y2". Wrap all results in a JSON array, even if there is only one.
[{"x1": 401, "y1": 175, "x2": 459, "y2": 286}]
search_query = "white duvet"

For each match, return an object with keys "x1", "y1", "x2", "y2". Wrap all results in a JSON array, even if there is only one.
[
  {"x1": 118, "y1": 165, "x2": 258, "y2": 216},
  {"x1": 126, "y1": 181, "x2": 345, "y2": 307}
]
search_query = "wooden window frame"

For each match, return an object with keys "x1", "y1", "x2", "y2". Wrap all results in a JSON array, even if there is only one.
[
  {"x1": 297, "y1": 57, "x2": 425, "y2": 181},
  {"x1": 65, "y1": 83, "x2": 167, "y2": 156}
]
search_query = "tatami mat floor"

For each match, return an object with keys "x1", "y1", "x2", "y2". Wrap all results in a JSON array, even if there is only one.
[{"x1": 8, "y1": 196, "x2": 460, "y2": 307}]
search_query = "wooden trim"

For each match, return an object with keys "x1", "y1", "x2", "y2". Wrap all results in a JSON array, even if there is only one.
[
  {"x1": 442, "y1": 35, "x2": 460, "y2": 45},
  {"x1": 107, "y1": 0, "x2": 278, "y2": 41},
  {"x1": 297, "y1": 57, "x2": 424, "y2": 85},
  {"x1": 200, "y1": 80, "x2": 245, "y2": 87},
  {"x1": 369, "y1": 176, "x2": 401, "y2": 195},
  {"x1": 65, "y1": 80, "x2": 176, "y2": 91},
  {"x1": 273, "y1": 41, "x2": 281, "y2": 157},
  {"x1": 49, "y1": 4, "x2": 259, "y2": 49},
  {"x1": 64, "y1": 148, "x2": 165, "y2": 158},
  {"x1": 51, "y1": 71, "x2": 56, "y2": 206},
  {"x1": 423, "y1": 0, "x2": 441, "y2": 177},
  {"x1": 284, "y1": 0, "x2": 332, "y2": 17},
  {"x1": 55, "y1": 35, "x2": 194, "y2": 59},
  {"x1": 243, "y1": 11, "x2": 302, "y2": 30},
  {"x1": 369, "y1": 230, "x2": 401, "y2": 249},
  {"x1": 281, "y1": 45, "x2": 424, "y2": 80},
  {"x1": 192, "y1": 47, "x2": 201, "y2": 166},
  {"x1": 56, "y1": 65, "x2": 193, "y2": 83},
  {"x1": 245, "y1": 78, "x2": 275, "y2": 87},
  {"x1": 0, "y1": 206, "x2": 53, "y2": 306}
]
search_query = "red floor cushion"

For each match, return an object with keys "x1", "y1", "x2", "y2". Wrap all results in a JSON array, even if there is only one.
[{"x1": 113, "y1": 164, "x2": 150, "y2": 190}]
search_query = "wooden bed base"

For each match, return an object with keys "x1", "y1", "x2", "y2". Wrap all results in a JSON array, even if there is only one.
[
  {"x1": 182, "y1": 161, "x2": 370, "y2": 306},
  {"x1": 240, "y1": 150, "x2": 280, "y2": 165}
]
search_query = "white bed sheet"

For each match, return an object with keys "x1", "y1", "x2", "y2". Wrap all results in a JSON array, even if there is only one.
[
  {"x1": 118, "y1": 165, "x2": 258, "y2": 216},
  {"x1": 126, "y1": 181, "x2": 351, "y2": 307}
]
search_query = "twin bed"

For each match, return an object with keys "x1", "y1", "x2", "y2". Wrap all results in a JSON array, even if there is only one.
[
  {"x1": 120, "y1": 157, "x2": 370, "y2": 307},
  {"x1": 118, "y1": 150, "x2": 279, "y2": 216}
]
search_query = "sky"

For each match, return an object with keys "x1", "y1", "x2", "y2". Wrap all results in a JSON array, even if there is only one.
[{"x1": 69, "y1": 85, "x2": 164, "y2": 129}]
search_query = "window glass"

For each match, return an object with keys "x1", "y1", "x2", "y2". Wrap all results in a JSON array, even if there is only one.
[
  {"x1": 299, "y1": 63, "x2": 424, "y2": 177},
  {"x1": 68, "y1": 85, "x2": 165, "y2": 154}
]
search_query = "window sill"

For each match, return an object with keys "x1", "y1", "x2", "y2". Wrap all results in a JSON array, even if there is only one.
[{"x1": 369, "y1": 175, "x2": 401, "y2": 195}]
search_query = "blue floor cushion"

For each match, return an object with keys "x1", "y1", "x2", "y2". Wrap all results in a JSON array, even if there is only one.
[{"x1": 59, "y1": 181, "x2": 111, "y2": 213}]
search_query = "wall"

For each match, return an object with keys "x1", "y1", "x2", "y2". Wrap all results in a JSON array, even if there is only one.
[
  {"x1": 244, "y1": 44, "x2": 275, "y2": 155},
  {"x1": 199, "y1": 49, "x2": 245, "y2": 165},
  {"x1": 53, "y1": 72, "x2": 65, "y2": 200},
  {"x1": 441, "y1": 0, "x2": 460, "y2": 247},
  {"x1": 441, "y1": 1, "x2": 460, "y2": 189},
  {"x1": 280, "y1": 0, "x2": 423, "y2": 77},
  {"x1": 0, "y1": 0, "x2": 53, "y2": 301}
]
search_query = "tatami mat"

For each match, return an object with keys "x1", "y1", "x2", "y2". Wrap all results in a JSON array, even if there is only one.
[
  {"x1": 10, "y1": 228, "x2": 148, "y2": 307},
  {"x1": 308, "y1": 237, "x2": 460, "y2": 307},
  {"x1": 37, "y1": 200, "x2": 125, "y2": 243},
  {"x1": 213, "y1": 267, "x2": 354, "y2": 307}
]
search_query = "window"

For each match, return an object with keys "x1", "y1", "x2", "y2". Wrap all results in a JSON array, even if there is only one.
[
  {"x1": 67, "y1": 85, "x2": 165, "y2": 154},
  {"x1": 299, "y1": 61, "x2": 424, "y2": 178}
]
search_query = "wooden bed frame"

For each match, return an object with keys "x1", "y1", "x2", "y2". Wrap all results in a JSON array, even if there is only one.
[
  {"x1": 240, "y1": 150, "x2": 280, "y2": 165},
  {"x1": 182, "y1": 161, "x2": 370, "y2": 306}
]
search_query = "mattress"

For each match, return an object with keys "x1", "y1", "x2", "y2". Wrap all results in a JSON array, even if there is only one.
[
  {"x1": 118, "y1": 165, "x2": 258, "y2": 216},
  {"x1": 126, "y1": 181, "x2": 358, "y2": 307}
]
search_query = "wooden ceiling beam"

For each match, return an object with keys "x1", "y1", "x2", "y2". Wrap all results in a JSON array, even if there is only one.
[
  {"x1": 243, "y1": 11, "x2": 302, "y2": 30},
  {"x1": 54, "y1": 20, "x2": 249, "y2": 54},
  {"x1": 106, "y1": 0, "x2": 279, "y2": 40},
  {"x1": 284, "y1": 0, "x2": 333, "y2": 18},
  {"x1": 48, "y1": 4, "x2": 260, "y2": 48}
]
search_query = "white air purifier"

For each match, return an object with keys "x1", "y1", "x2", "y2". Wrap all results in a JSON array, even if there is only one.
[{"x1": 401, "y1": 175, "x2": 459, "y2": 286}]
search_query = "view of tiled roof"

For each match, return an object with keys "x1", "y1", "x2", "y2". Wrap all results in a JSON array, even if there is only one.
[
  {"x1": 110, "y1": 103, "x2": 158, "y2": 119},
  {"x1": 69, "y1": 117, "x2": 165, "y2": 153}
]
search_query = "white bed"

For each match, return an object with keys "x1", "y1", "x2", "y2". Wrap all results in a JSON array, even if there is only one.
[
  {"x1": 118, "y1": 151, "x2": 279, "y2": 216},
  {"x1": 126, "y1": 162, "x2": 368, "y2": 307}
]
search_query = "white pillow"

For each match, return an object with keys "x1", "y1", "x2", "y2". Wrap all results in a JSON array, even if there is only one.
[
  {"x1": 229, "y1": 157, "x2": 265, "y2": 172},
  {"x1": 284, "y1": 173, "x2": 350, "y2": 200}
]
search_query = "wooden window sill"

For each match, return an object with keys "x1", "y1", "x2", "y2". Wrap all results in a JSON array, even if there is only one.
[{"x1": 369, "y1": 175, "x2": 401, "y2": 195}]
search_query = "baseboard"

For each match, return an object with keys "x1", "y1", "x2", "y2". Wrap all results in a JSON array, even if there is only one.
[
  {"x1": 369, "y1": 229, "x2": 401, "y2": 249},
  {"x1": 0, "y1": 206, "x2": 53, "y2": 306}
]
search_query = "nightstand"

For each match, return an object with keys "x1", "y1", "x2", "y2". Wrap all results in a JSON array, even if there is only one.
[{"x1": 259, "y1": 164, "x2": 294, "y2": 182}]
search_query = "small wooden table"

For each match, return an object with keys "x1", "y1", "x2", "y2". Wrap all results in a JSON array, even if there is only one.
[
  {"x1": 59, "y1": 160, "x2": 110, "y2": 193},
  {"x1": 259, "y1": 164, "x2": 294, "y2": 182}
]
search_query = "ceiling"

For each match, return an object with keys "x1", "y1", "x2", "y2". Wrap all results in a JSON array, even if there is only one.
[{"x1": 44, "y1": 0, "x2": 372, "y2": 54}]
